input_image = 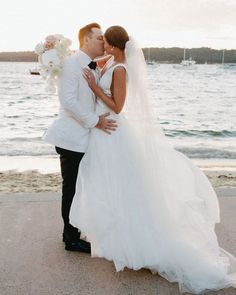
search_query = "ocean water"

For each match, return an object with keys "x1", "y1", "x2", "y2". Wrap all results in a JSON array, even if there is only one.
[{"x1": 0, "y1": 62, "x2": 235, "y2": 166}]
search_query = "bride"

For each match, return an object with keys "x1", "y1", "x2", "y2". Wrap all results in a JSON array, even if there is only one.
[{"x1": 69, "y1": 26, "x2": 236, "y2": 294}]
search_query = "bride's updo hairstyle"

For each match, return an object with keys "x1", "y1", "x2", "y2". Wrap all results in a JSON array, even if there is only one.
[{"x1": 104, "y1": 26, "x2": 129, "y2": 50}]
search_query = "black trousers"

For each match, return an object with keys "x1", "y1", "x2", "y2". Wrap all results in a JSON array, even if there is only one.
[{"x1": 55, "y1": 146, "x2": 85, "y2": 239}]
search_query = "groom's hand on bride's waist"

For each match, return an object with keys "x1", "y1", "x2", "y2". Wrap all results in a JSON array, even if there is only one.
[{"x1": 96, "y1": 112, "x2": 117, "y2": 134}]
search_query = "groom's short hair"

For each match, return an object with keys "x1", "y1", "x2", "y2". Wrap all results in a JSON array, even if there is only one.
[{"x1": 78, "y1": 23, "x2": 101, "y2": 47}]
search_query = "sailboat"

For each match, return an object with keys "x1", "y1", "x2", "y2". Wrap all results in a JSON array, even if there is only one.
[
  {"x1": 180, "y1": 48, "x2": 196, "y2": 66},
  {"x1": 146, "y1": 48, "x2": 154, "y2": 65},
  {"x1": 222, "y1": 49, "x2": 225, "y2": 65},
  {"x1": 221, "y1": 49, "x2": 235, "y2": 68}
]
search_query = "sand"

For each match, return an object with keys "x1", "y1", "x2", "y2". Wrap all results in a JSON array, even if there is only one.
[
  {"x1": 0, "y1": 169, "x2": 236, "y2": 193},
  {"x1": 0, "y1": 170, "x2": 61, "y2": 193}
]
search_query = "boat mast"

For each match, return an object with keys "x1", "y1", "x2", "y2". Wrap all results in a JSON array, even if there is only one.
[
  {"x1": 148, "y1": 48, "x2": 150, "y2": 62},
  {"x1": 222, "y1": 49, "x2": 225, "y2": 64},
  {"x1": 183, "y1": 48, "x2": 186, "y2": 61}
]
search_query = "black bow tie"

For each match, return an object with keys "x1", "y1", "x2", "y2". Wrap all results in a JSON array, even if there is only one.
[{"x1": 88, "y1": 61, "x2": 97, "y2": 70}]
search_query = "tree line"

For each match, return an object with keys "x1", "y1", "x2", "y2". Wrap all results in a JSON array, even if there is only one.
[
  {"x1": 143, "y1": 47, "x2": 236, "y2": 63},
  {"x1": 0, "y1": 48, "x2": 235, "y2": 63}
]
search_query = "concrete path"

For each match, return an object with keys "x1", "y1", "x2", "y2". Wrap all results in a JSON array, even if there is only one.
[{"x1": 0, "y1": 190, "x2": 236, "y2": 295}]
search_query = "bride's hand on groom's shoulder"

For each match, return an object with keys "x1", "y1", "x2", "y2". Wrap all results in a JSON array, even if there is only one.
[{"x1": 96, "y1": 113, "x2": 117, "y2": 134}]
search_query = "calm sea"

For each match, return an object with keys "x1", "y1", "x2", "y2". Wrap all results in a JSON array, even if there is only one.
[{"x1": 0, "y1": 62, "x2": 235, "y2": 170}]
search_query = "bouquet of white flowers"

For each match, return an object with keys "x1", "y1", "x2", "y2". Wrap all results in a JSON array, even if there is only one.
[{"x1": 35, "y1": 34, "x2": 72, "y2": 93}]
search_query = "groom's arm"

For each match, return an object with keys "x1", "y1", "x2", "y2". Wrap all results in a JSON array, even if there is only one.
[{"x1": 58, "y1": 58, "x2": 99, "y2": 129}]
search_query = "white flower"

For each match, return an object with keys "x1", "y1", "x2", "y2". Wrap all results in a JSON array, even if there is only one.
[
  {"x1": 62, "y1": 38, "x2": 72, "y2": 47},
  {"x1": 39, "y1": 68, "x2": 49, "y2": 78},
  {"x1": 34, "y1": 34, "x2": 72, "y2": 93},
  {"x1": 45, "y1": 35, "x2": 57, "y2": 43},
  {"x1": 54, "y1": 34, "x2": 64, "y2": 41},
  {"x1": 34, "y1": 42, "x2": 45, "y2": 55},
  {"x1": 41, "y1": 49, "x2": 61, "y2": 67}
]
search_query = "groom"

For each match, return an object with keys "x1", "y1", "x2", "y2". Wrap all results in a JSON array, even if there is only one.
[{"x1": 43, "y1": 23, "x2": 117, "y2": 253}]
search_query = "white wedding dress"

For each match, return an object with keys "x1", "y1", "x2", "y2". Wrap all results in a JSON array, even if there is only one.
[{"x1": 70, "y1": 62, "x2": 236, "y2": 294}]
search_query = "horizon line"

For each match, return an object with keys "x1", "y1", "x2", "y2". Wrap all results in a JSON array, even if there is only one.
[{"x1": 1, "y1": 47, "x2": 236, "y2": 53}]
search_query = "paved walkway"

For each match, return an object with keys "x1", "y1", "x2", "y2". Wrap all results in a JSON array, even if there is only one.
[{"x1": 0, "y1": 190, "x2": 236, "y2": 295}]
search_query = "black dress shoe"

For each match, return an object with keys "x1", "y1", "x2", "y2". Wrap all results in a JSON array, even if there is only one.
[
  {"x1": 62, "y1": 231, "x2": 81, "y2": 243},
  {"x1": 65, "y1": 239, "x2": 91, "y2": 253}
]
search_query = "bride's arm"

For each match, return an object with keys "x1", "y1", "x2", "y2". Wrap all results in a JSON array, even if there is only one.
[{"x1": 83, "y1": 67, "x2": 126, "y2": 114}]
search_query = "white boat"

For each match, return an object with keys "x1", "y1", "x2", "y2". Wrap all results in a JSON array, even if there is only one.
[
  {"x1": 146, "y1": 48, "x2": 154, "y2": 65},
  {"x1": 180, "y1": 48, "x2": 196, "y2": 66},
  {"x1": 219, "y1": 50, "x2": 236, "y2": 69},
  {"x1": 219, "y1": 50, "x2": 235, "y2": 68},
  {"x1": 222, "y1": 49, "x2": 225, "y2": 65}
]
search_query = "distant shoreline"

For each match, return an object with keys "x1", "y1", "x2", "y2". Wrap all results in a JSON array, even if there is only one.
[
  {"x1": 1, "y1": 47, "x2": 236, "y2": 63},
  {"x1": 1, "y1": 61, "x2": 235, "y2": 65}
]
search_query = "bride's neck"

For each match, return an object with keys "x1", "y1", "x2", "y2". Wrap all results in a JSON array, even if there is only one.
[{"x1": 113, "y1": 50, "x2": 125, "y2": 63}]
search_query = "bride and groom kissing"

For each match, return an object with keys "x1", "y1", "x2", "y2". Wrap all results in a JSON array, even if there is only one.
[{"x1": 43, "y1": 23, "x2": 236, "y2": 293}]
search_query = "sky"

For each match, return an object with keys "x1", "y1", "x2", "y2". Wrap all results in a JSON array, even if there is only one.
[{"x1": 1, "y1": 0, "x2": 236, "y2": 52}]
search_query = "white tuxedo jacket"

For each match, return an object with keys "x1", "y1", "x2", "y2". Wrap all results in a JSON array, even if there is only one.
[{"x1": 43, "y1": 50, "x2": 99, "y2": 153}]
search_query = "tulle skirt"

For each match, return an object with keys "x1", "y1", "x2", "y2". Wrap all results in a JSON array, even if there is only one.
[{"x1": 70, "y1": 114, "x2": 236, "y2": 294}]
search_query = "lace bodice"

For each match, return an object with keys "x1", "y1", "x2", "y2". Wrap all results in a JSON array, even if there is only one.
[{"x1": 96, "y1": 60, "x2": 126, "y2": 115}]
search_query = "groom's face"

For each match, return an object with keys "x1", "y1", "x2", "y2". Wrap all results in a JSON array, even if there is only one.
[{"x1": 88, "y1": 28, "x2": 104, "y2": 57}]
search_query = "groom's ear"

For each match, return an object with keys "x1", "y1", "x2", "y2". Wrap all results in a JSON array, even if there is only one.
[
  {"x1": 84, "y1": 36, "x2": 89, "y2": 44},
  {"x1": 79, "y1": 36, "x2": 87, "y2": 48},
  {"x1": 81, "y1": 37, "x2": 88, "y2": 48},
  {"x1": 78, "y1": 33, "x2": 88, "y2": 47}
]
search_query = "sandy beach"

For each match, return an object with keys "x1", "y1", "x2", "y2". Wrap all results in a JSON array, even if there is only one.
[{"x1": 1, "y1": 169, "x2": 236, "y2": 194}]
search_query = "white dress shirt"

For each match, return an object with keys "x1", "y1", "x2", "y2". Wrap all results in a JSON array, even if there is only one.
[{"x1": 43, "y1": 50, "x2": 99, "y2": 153}]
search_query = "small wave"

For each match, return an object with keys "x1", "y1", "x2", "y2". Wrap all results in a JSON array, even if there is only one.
[
  {"x1": 8, "y1": 137, "x2": 43, "y2": 142},
  {"x1": 0, "y1": 86, "x2": 21, "y2": 90},
  {"x1": 0, "y1": 146, "x2": 55, "y2": 156},
  {"x1": 176, "y1": 146, "x2": 236, "y2": 159},
  {"x1": 4, "y1": 115, "x2": 19, "y2": 119},
  {"x1": 22, "y1": 96, "x2": 32, "y2": 100},
  {"x1": 165, "y1": 129, "x2": 236, "y2": 138},
  {"x1": 0, "y1": 151, "x2": 56, "y2": 156},
  {"x1": 1, "y1": 145, "x2": 236, "y2": 159}
]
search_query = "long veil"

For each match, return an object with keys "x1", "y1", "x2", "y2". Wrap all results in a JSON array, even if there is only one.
[
  {"x1": 123, "y1": 36, "x2": 220, "y2": 225},
  {"x1": 124, "y1": 37, "x2": 166, "y2": 139}
]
